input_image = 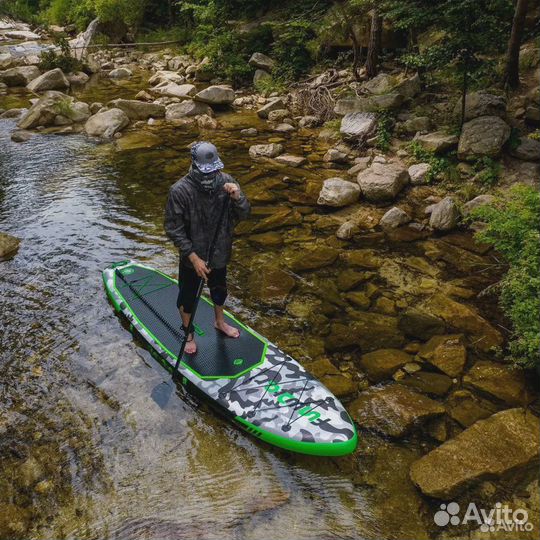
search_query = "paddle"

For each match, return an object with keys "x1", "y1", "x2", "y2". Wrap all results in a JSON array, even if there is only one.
[{"x1": 172, "y1": 192, "x2": 230, "y2": 376}]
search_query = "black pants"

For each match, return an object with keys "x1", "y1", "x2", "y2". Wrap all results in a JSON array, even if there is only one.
[{"x1": 177, "y1": 263, "x2": 227, "y2": 314}]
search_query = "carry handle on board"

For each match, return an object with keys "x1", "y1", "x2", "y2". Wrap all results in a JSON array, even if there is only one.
[{"x1": 173, "y1": 192, "x2": 230, "y2": 375}]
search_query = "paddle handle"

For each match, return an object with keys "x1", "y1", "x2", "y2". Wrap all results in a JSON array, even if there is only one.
[{"x1": 173, "y1": 193, "x2": 230, "y2": 375}]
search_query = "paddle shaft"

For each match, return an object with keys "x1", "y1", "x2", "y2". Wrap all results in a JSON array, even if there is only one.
[{"x1": 173, "y1": 192, "x2": 230, "y2": 375}]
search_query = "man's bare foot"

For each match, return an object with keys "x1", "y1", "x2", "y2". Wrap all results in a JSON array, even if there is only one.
[
  {"x1": 215, "y1": 321, "x2": 240, "y2": 338},
  {"x1": 184, "y1": 335, "x2": 197, "y2": 354}
]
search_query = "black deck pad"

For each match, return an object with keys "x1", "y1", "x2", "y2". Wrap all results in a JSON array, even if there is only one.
[{"x1": 114, "y1": 265, "x2": 266, "y2": 379}]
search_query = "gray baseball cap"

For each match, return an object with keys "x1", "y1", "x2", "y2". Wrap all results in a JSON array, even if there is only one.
[{"x1": 191, "y1": 141, "x2": 224, "y2": 173}]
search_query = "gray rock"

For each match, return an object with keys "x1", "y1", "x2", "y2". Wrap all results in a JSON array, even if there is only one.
[
  {"x1": 0, "y1": 108, "x2": 26, "y2": 119},
  {"x1": 267, "y1": 109, "x2": 291, "y2": 122},
  {"x1": 17, "y1": 91, "x2": 84, "y2": 129},
  {"x1": 253, "y1": 69, "x2": 271, "y2": 85},
  {"x1": 323, "y1": 148, "x2": 348, "y2": 163},
  {"x1": 27, "y1": 68, "x2": 69, "y2": 92},
  {"x1": 525, "y1": 105, "x2": 540, "y2": 125},
  {"x1": 84, "y1": 108, "x2": 129, "y2": 138},
  {"x1": 400, "y1": 116, "x2": 431, "y2": 134},
  {"x1": 317, "y1": 177, "x2": 361, "y2": 207},
  {"x1": 0, "y1": 65, "x2": 40, "y2": 86},
  {"x1": 108, "y1": 98, "x2": 165, "y2": 120},
  {"x1": 462, "y1": 194, "x2": 495, "y2": 216},
  {"x1": 413, "y1": 131, "x2": 459, "y2": 153},
  {"x1": 357, "y1": 162, "x2": 409, "y2": 201},
  {"x1": 248, "y1": 52, "x2": 274, "y2": 71},
  {"x1": 453, "y1": 91, "x2": 506, "y2": 121},
  {"x1": 148, "y1": 70, "x2": 186, "y2": 86},
  {"x1": 334, "y1": 93, "x2": 404, "y2": 115},
  {"x1": 194, "y1": 85, "x2": 235, "y2": 105},
  {"x1": 249, "y1": 143, "x2": 284, "y2": 159},
  {"x1": 108, "y1": 67, "x2": 132, "y2": 79},
  {"x1": 393, "y1": 73, "x2": 421, "y2": 99},
  {"x1": 429, "y1": 197, "x2": 459, "y2": 231},
  {"x1": 298, "y1": 115, "x2": 320, "y2": 128},
  {"x1": 274, "y1": 123, "x2": 295, "y2": 133},
  {"x1": 152, "y1": 82, "x2": 196, "y2": 99},
  {"x1": 340, "y1": 112, "x2": 377, "y2": 141},
  {"x1": 66, "y1": 71, "x2": 89, "y2": 85},
  {"x1": 362, "y1": 73, "x2": 397, "y2": 94},
  {"x1": 458, "y1": 116, "x2": 511, "y2": 160},
  {"x1": 165, "y1": 100, "x2": 212, "y2": 119},
  {"x1": 509, "y1": 136, "x2": 540, "y2": 161},
  {"x1": 408, "y1": 163, "x2": 431, "y2": 185},
  {"x1": 257, "y1": 98, "x2": 285, "y2": 119},
  {"x1": 379, "y1": 207, "x2": 411, "y2": 229},
  {"x1": 0, "y1": 52, "x2": 15, "y2": 69},
  {"x1": 240, "y1": 127, "x2": 258, "y2": 136}
]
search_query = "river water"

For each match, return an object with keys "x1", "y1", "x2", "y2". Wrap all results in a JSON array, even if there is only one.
[{"x1": 0, "y1": 76, "x2": 503, "y2": 540}]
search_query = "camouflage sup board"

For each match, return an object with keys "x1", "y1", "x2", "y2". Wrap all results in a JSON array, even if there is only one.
[{"x1": 102, "y1": 261, "x2": 357, "y2": 456}]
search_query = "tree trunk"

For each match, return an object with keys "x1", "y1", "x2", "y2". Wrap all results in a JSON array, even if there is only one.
[
  {"x1": 505, "y1": 0, "x2": 529, "y2": 88},
  {"x1": 350, "y1": 29, "x2": 362, "y2": 81},
  {"x1": 460, "y1": 53, "x2": 470, "y2": 127},
  {"x1": 366, "y1": 9, "x2": 382, "y2": 78}
]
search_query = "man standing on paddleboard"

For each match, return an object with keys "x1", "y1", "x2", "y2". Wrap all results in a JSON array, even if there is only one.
[{"x1": 164, "y1": 141, "x2": 250, "y2": 355}]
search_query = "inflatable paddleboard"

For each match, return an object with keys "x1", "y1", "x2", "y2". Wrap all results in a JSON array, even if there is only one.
[{"x1": 102, "y1": 261, "x2": 358, "y2": 456}]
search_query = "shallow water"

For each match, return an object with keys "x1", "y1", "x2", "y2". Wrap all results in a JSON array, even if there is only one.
[{"x1": 0, "y1": 79, "x2": 502, "y2": 539}]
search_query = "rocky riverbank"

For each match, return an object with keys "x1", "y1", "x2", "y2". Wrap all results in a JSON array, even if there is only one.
[{"x1": 1, "y1": 17, "x2": 539, "y2": 540}]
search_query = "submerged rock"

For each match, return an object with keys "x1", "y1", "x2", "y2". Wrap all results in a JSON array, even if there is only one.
[
  {"x1": 274, "y1": 154, "x2": 306, "y2": 167},
  {"x1": 114, "y1": 131, "x2": 161, "y2": 151},
  {"x1": 359, "y1": 349, "x2": 412, "y2": 382},
  {"x1": 349, "y1": 384, "x2": 445, "y2": 437},
  {"x1": 463, "y1": 360, "x2": 536, "y2": 406},
  {"x1": 165, "y1": 100, "x2": 212, "y2": 119},
  {"x1": 11, "y1": 130, "x2": 33, "y2": 142},
  {"x1": 400, "y1": 371, "x2": 453, "y2": 397},
  {"x1": 0, "y1": 231, "x2": 21, "y2": 259},
  {"x1": 317, "y1": 178, "x2": 360, "y2": 207},
  {"x1": 248, "y1": 143, "x2": 284, "y2": 159},
  {"x1": 307, "y1": 358, "x2": 356, "y2": 398},
  {"x1": 284, "y1": 243, "x2": 339, "y2": 272},
  {"x1": 108, "y1": 67, "x2": 132, "y2": 79},
  {"x1": 247, "y1": 264, "x2": 295, "y2": 307},
  {"x1": 398, "y1": 308, "x2": 446, "y2": 340},
  {"x1": 447, "y1": 389, "x2": 499, "y2": 427},
  {"x1": 410, "y1": 408, "x2": 540, "y2": 498},
  {"x1": 417, "y1": 334, "x2": 467, "y2": 377}
]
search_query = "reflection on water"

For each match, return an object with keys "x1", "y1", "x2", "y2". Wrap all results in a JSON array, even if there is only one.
[{"x1": 1, "y1": 114, "x2": 403, "y2": 540}]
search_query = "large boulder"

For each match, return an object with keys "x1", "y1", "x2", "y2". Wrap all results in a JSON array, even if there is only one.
[
  {"x1": 340, "y1": 112, "x2": 377, "y2": 141},
  {"x1": 248, "y1": 143, "x2": 284, "y2": 159},
  {"x1": 410, "y1": 408, "x2": 540, "y2": 498},
  {"x1": 429, "y1": 197, "x2": 459, "y2": 231},
  {"x1": 317, "y1": 177, "x2": 361, "y2": 207},
  {"x1": 257, "y1": 98, "x2": 285, "y2": 119},
  {"x1": 194, "y1": 85, "x2": 235, "y2": 105},
  {"x1": 398, "y1": 308, "x2": 446, "y2": 340},
  {"x1": 408, "y1": 163, "x2": 431, "y2": 185},
  {"x1": 108, "y1": 98, "x2": 165, "y2": 120},
  {"x1": 253, "y1": 69, "x2": 271, "y2": 85},
  {"x1": 335, "y1": 93, "x2": 404, "y2": 115},
  {"x1": 349, "y1": 385, "x2": 445, "y2": 437},
  {"x1": 420, "y1": 294, "x2": 502, "y2": 352},
  {"x1": 84, "y1": 108, "x2": 129, "y2": 138},
  {"x1": 151, "y1": 82, "x2": 196, "y2": 99},
  {"x1": 463, "y1": 360, "x2": 536, "y2": 406},
  {"x1": 509, "y1": 136, "x2": 540, "y2": 161},
  {"x1": 0, "y1": 232, "x2": 20, "y2": 259},
  {"x1": 453, "y1": 91, "x2": 506, "y2": 121},
  {"x1": 462, "y1": 194, "x2": 495, "y2": 216},
  {"x1": 18, "y1": 91, "x2": 88, "y2": 129},
  {"x1": 357, "y1": 161, "x2": 409, "y2": 202},
  {"x1": 359, "y1": 349, "x2": 412, "y2": 382},
  {"x1": 0, "y1": 65, "x2": 40, "y2": 87},
  {"x1": 26, "y1": 68, "x2": 69, "y2": 92},
  {"x1": 165, "y1": 100, "x2": 213, "y2": 120},
  {"x1": 413, "y1": 131, "x2": 458, "y2": 153},
  {"x1": 458, "y1": 116, "x2": 511, "y2": 160},
  {"x1": 248, "y1": 52, "x2": 274, "y2": 71}
]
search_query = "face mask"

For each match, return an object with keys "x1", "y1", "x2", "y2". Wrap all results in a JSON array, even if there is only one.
[{"x1": 190, "y1": 165, "x2": 218, "y2": 192}]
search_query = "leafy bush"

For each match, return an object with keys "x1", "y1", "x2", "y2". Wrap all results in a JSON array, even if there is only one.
[
  {"x1": 271, "y1": 20, "x2": 315, "y2": 81},
  {"x1": 472, "y1": 156, "x2": 500, "y2": 187},
  {"x1": 472, "y1": 185, "x2": 540, "y2": 369},
  {"x1": 407, "y1": 141, "x2": 454, "y2": 182},
  {"x1": 375, "y1": 111, "x2": 394, "y2": 152},
  {"x1": 39, "y1": 36, "x2": 83, "y2": 73}
]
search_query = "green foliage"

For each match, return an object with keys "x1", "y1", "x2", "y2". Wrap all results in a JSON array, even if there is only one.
[
  {"x1": 271, "y1": 21, "x2": 315, "y2": 81},
  {"x1": 472, "y1": 185, "x2": 540, "y2": 369},
  {"x1": 0, "y1": 0, "x2": 41, "y2": 23},
  {"x1": 472, "y1": 156, "x2": 500, "y2": 187},
  {"x1": 375, "y1": 110, "x2": 394, "y2": 151},
  {"x1": 38, "y1": 36, "x2": 83, "y2": 73},
  {"x1": 254, "y1": 75, "x2": 287, "y2": 95},
  {"x1": 407, "y1": 141, "x2": 454, "y2": 182}
]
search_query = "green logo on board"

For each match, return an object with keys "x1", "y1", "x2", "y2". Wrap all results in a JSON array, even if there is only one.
[
  {"x1": 233, "y1": 358, "x2": 244, "y2": 366},
  {"x1": 265, "y1": 382, "x2": 324, "y2": 424},
  {"x1": 121, "y1": 267, "x2": 135, "y2": 275}
]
